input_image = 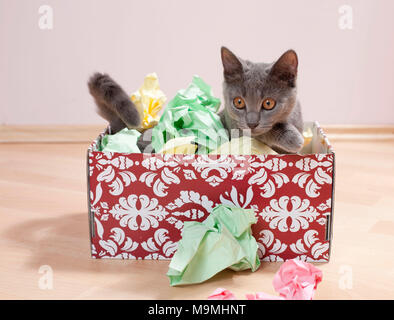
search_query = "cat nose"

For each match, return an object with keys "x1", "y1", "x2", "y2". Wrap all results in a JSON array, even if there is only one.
[
  {"x1": 247, "y1": 122, "x2": 259, "y2": 129},
  {"x1": 246, "y1": 112, "x2": 259, "y2": 129}
]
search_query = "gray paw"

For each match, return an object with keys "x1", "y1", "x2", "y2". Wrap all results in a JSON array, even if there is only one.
[{"x1": 277, "y1": 130, "x2": 304, "y2": 154}]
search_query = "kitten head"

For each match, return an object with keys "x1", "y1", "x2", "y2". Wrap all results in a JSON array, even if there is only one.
[{"x1": 221, "y1": 47, "x2": 298, "y2": 136}]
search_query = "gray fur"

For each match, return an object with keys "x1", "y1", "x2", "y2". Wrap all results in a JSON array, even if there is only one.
[
  {"x1": 137, "y1": 128, "x2": 154, "y2": 153},
  {"x1": 88, "y1": 73, "x2": 141, "y2": 134},
  {"x1": 88, "y1": 47, "x2": 304, "y2": 154},
  {"x1": 219, "y1": 47, "x2": 304, "y2": 154}
]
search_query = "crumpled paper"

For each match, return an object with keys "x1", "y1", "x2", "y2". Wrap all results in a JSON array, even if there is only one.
[
  {"x1": 273, "y1": 258, "x2": 323, "y2": 300},
  {"x1": 99, "y1": 128, "x2": 141, "y2": 153},
  {"x1": 167, "y1": 205, "x2": 260, "y2": 286},
  {"x1": 303, "y1": 127, "x2": 313, "y2": 148},
  {"x1": 157, "y1": 136, "x2": 197, "y2": 154},
  {"x1": 152, "y1": 76, "x2": 229, "y2": 154},
  {"x1": 246, "y1": 292, "x2": 284, "y2": 300},
  {"x1": 207, "y1": 259, "x2": 323, "y2": 300},
  {"x1": 210, "y1": 136, "x2": 277, "y2": 155},
  {"x1": 208, "y1": 289, "x2": 284, "y2": 300},
  {"x1": 131, "y1": 72, "x2": 167, "y2": 130},
  {"x1": 208, "y1": 288, "x2": 236, "y2": 300}
]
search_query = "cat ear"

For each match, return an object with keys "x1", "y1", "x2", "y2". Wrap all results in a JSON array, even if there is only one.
[
  {"x1": 221, "y1": 46, "x2": 243, "y2": 82},
  {"x1": 270, "y1": 49, "x2": 298, "y2": 87}
]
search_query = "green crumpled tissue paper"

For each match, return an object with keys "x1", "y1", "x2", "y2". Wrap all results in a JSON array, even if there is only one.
[
  {"x1": 167, "y1": 205, "x2": 261, "y2": 286},
  {"x1": 152, "y1": 76, "x2": 229, "y2": 154},
  {"x1": 99, "y1": 128, "x2": 141, "y2": 153}
]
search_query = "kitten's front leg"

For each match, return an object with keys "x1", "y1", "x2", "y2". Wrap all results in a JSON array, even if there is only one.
[{"x1": 266, "y1": 123, "x2": 304, "y2": 154}]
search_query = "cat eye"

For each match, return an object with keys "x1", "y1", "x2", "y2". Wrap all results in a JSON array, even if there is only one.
[
  {"x1": 262, "y1": 98, "x2": 276, "y2": 110},
  {"x1": 233, "y1": 96, "x2": 245, "y2": 109}
]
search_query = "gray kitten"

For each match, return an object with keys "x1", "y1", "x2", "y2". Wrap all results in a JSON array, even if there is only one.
[
  {"x1": 88, "y1": 47, "x2": 304, "y2": 153},
  {"x1": 219, "y1": 47, "x2": 304, "y2": 154}
]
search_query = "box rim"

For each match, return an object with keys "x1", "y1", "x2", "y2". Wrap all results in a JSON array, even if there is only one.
[{"x1": 87, "y1": 121, "x2": 335, "y2": 157}]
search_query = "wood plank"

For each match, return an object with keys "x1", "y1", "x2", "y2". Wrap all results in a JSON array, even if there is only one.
[
  {"x1": 0, "y1": 140, "x2": 393, "y2": 299},
  {"x1": 322, "y1": 124, "x2": 394, "y2": 135},
  {"x1": 0, "y1": 125, "x2": 104, "y2": 143},
  {"x1": 323, "y1": 125, "x2": 394, "y2": 141}
]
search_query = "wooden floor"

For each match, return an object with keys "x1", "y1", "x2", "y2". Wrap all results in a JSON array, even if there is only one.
[{"x1": 0, "y1": 136, "x2": 394, "y2": 299}]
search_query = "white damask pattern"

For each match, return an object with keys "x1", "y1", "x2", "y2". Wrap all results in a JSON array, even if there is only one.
[
  {"x1": 257, "y1": 230, "x2": 287, "y2": 261},
  {"x1": 292, "y1": 154, "x2": 333, "y2": 197},
  {"x1": 220, "y1": 186, "x2": 255, "y2": 209},
  {"x1": 260, "y1": 196, "x2": 320, "y2": 232},
  {"x1": 289, "y1": 230, "x2": 329, "y2": 261},
  {"x1": 248, "y1": 169, "x2": 290, "y2": 198},
  {"x1": 95, "y1": 226, "x2": 139, "y2": 259},
  {"x1": 109, "y1": 194, "x2": 168, "y2": 231},
  {"x1": 94, "y1": 153, "x2": 137, "y2": 195},
  {"x1": 141, "y1": 229, "x2": 178, "y2": 258},
  {"x1": 164, "y1": 191, "x2": 215, "y2": 230},
  {"x1": 139, "y1": 167, "x2": 181, "y2": 197},
  {"x1": 245, "y1": 157, "x2": 289, "y2": 198},
  {"x1": 250, "y1": 156, "x2": 287, "y2": 171},
  {"x1": 192, "y1": 155, "x2": 237, "y2": 187}
]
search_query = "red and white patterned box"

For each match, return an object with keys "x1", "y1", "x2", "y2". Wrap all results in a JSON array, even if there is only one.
[{"x1": 87, "y1": 121, "x2": 335, "y2": 262}]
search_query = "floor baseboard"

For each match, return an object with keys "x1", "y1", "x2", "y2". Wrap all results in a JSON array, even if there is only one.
[
  {"x1": 0, "y1": 124, "x2": 393, "y2": 143},
  {"x1": 0, "y1": 125, "x2": 104, "y2": 143}
]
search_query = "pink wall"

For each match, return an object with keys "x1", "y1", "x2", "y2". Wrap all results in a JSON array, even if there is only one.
[{"x1": 1, "y1": 0, "x2": 393, "y2": 125}]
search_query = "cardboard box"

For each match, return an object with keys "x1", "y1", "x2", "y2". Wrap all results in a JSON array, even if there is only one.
[{"x1": 87, "y1": 121, "x2": 335, "y2": 262}]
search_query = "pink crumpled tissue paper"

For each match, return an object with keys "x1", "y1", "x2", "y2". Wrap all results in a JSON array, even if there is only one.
[
  {"x1": 207, "y1": 288, "x2": 236, "y2": 300},
  {"x1": 207, "y1": 259, "x2": 323, "y2": 300},
  {"x1": 273, "y1": 258, "x2": 323, "y2": 300}
]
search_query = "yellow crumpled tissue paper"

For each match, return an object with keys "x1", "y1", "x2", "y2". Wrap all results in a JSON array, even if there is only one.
[
  {"x1": 210, "y1": 136, "x2": 277, "y2": 155},
  {"x1": 303, "y1": 127, "x2": 313, "y2": 147},
  {"x1": 131, "y1": 72, "x2": 167, "y2": 130},
  {"x1": 158, "y1": 136, "x2": 197, "y2": 154}
]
